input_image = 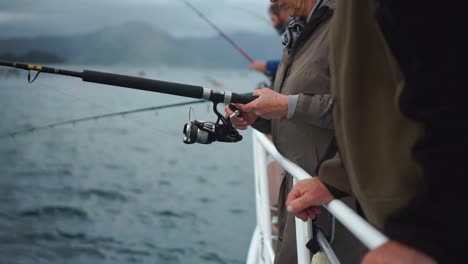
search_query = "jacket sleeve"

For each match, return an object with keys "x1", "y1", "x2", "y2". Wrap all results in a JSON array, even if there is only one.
[
  {"x1": 251, "y1": 118, "x2": 271, "y2": 134},
  {"x1": 290, "y1": 93, "x2": 334, "y2": 129},
  {"x1": 384, "y1": 96, "x2": 465, "y2": 264},
  {"x1": 315, "y1": 137, "x2": 352, "y2": 195},
  {"x1": 266, "y1": 60, "x2": 281, "y2": 76},
  {"x1": 318, "y1": 152, "x2": 352, "y2": 196}
]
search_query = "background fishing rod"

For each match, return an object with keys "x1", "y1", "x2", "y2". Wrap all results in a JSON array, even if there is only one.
[
  {"x1": 0, "y1": 61, "x2": 256, "y2": 105},
  {"x1": 180, "y1": 0, "x2": 254, "y2": 62},
  {"x1": 180, "y1": 0, "x2": 273, "y2": 80}
]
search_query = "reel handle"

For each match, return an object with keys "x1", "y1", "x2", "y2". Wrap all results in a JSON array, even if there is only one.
[{"x1": 228, "y1": 104, "x2": 242, "y2": 118}]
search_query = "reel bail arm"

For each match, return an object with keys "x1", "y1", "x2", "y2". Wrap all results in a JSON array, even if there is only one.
[{"x1": 182, "y1": 102, "x2": 243, "y2": 144}]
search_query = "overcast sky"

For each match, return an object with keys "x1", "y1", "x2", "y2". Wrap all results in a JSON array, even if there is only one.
[{"x1": 0, "y1": 0, "x2": 275, "y2": 39}]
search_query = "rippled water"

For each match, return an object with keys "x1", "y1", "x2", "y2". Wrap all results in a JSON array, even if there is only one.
[{"x1": 0, "y1": 65, "x2": 267, "y2": 264}]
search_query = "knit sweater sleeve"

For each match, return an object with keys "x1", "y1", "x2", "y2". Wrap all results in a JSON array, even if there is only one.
[{"x1": 378, "y1": 1, "x2": 466, "y2": 262}]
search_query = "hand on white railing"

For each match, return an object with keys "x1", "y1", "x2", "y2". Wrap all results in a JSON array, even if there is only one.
[
  {"x1": 362, "y1": 241, "x2": 436, "y2": 264},
  {"x1": 286, "y1": 178, "x2": 334, "y2": 221},
  {"x1": 252, "y1": 130, "x2": 389, "y2": 255}
]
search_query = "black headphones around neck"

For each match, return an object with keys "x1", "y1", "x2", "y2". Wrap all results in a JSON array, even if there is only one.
[{"x1": 281, "y1": 18, "x2": 305, "y2": 50}]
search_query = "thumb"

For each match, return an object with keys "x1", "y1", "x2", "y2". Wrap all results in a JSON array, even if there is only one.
[
  {"x1": 252, "y1": 89, "x2": 263, "y2": 97},
  {"x1": 287, "y1": 193, "x2": 316, "y2": 214}
]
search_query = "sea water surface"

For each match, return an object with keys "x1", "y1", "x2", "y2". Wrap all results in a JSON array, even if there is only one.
[{"x1": 0, "y1": 65, "x2": 268, "y2": 264}]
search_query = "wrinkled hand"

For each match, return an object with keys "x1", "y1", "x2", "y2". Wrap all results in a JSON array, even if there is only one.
[
  {"x1": 286, "y1": 178, "x2": 334, "y2": 221},
  {"x1": 241, "y1": 88, "x2": 289, "y2": 120},
  {"x1": 362, "y1": 241, "x2": 436, "y2": 264},
  {"x1": 224, "y1": 103, "x2": 258, "y2": 130},
  {"x1": 249, "y1": 61, "x2": 267, "y2": 73}
]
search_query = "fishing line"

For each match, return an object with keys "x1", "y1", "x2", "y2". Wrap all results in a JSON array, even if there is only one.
[
  {"x1": 32, "y1": 78, "x2": 178, "y2": 137},
  {"x1": 0, "y1": 99, "x2": 209, "y2": 140},
  {"x1": 0, "y1": 77, "x2": 170, "y2": 139}
]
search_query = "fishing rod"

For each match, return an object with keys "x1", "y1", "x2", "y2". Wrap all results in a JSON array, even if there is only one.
[
  {"x1": 180, "y1": 0, "x2": 273, "y2": 79},
  {"x1": 0, "y1": 61, "x2": 256, "y2": 144}
]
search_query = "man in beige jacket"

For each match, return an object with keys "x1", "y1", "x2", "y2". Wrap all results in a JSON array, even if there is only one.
[{"x1": 227, "y1": 0, "x2": 366, "y2": 263}]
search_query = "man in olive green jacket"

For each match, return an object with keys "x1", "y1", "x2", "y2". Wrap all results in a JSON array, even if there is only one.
[
  {"x1": 287, "y1": 0, "x2": 465, "y2": 263},
  {"x1": 286, "y1": 0, "x2": 422, "y2": 230}
]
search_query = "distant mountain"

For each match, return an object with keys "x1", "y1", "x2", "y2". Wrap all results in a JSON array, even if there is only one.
[
  {"x1": 0, "y1": 51, "x2": 65, "y2": 64},
  {"x1": 0, "y1": 21, "x2": 283, "y2": 68}
]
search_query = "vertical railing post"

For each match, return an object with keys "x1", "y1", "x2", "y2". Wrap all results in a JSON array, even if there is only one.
[
  {"x1": 252, "y1": 132, "x2": 275, "y2": 263},
  {"x1": 247, "y1": 227, "x2": 261, "y2": 264},
  {"x1": 293, "y1": 177, "x2": 313, "y2": 264}
]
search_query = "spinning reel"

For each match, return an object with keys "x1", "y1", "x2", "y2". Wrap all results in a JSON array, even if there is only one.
[{"x1": 183, "y1": 103, "x2": 242, "y2": 144}]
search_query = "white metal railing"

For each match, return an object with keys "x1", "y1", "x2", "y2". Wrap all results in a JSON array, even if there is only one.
[{"x1": 246, "y1": 130, "x2": 389, "y2": 264}]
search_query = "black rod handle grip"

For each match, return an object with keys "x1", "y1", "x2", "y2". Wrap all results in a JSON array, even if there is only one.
[
  {"x1": 231, "y1": 93, "x2": 257, "y2": 104},
  {"x1": 82, "y1": 70, "x2": 204, "y2": 99}
]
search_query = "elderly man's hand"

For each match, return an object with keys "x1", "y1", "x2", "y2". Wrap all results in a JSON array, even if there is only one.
[
  {"x1": 224, "y1": 103, "x2": 258, "y2": 130},
  {"x1": 362, "y1": 241, "x2": 436, "y2": 264},
  {"x1": 240, "y1": 88, "x2": 289, "y2": 120},
  {"x1": 286, "y1": 178, "x2": 334, "y2": 221}
]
